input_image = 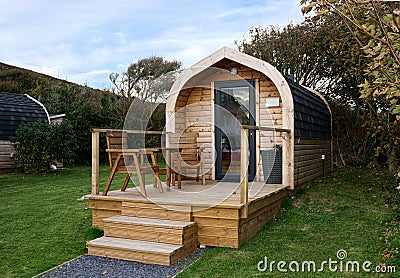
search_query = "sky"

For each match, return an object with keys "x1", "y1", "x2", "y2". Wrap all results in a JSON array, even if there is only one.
[{"x1": 0, "y1": 0, "x2": 305, "y2": 89}]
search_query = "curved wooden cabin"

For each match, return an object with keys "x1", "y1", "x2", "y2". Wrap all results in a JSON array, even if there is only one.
[{"x1": 166, "y1": 46, "x2": 332, "y2": 190}]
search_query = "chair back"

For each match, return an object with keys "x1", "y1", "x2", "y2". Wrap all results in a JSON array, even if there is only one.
[
  {"x1": 106, "y1": 130, "x2": 128, "y2": 171},
  {"x1": 169, "y1": 132, "x2": 200, "y2": 166}
]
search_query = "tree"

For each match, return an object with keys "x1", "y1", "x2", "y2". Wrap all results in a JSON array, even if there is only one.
[
  {"x1": 11, "y1": 121, "x2": 77, "y2": 173},
  {"x1": 237, "y1": 18, "x2": 369, "y2": 107},
  {"x1": 109, "y1": 56, "x2": 181, "y2": 118},
  {"x1": 301, "y1": 0, "x2": 400, "y2": 173},
  {"x1": 238, "y1": 22, "x2": 331, "y2": 91},
  {"x1": 40, "y1": 83, "x2": 123, "y2": 164},
  {"x1": 237, "y1": 19, "x2": 374, "y2": 166}
]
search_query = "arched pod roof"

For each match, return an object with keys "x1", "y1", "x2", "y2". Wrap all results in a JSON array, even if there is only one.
[
  {"x1": 166, "y1": 46, "x2": 294, "y2": 132},
  {"x1": 0, "y1": 92, "x2": 50, "y2": 140}
]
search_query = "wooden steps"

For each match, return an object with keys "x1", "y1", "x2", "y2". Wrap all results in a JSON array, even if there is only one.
[
  {"x1": 103, "y1": 216, "x2": 197, "y2": 245},
  {"x1": 121, "y1": 201, "x2": 193, "y2": 221},
  {"x1": 87, "y1": 215, "x2": 198, "y2": 266},
  {"x1": 87, "y1": 237, "x2": 184, "y2": 265}
]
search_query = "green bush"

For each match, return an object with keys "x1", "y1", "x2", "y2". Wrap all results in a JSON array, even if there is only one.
[{"x1": 11, "y1": 121, "x2": 77, "y2": 173}]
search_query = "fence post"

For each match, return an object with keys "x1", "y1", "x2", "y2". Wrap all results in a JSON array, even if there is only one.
[
  {"x1": 92, "y1": 130, "x2": 100, "y2": 195},
  {"x1": 240, "y1": 127, "x2": 249, "y2": 218}
]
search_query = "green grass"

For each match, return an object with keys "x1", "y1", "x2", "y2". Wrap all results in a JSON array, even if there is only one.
[
  {"x1": 0, "y1": 165, "x2": 137, "y2": 278},
  {"x1": 178, "y1": 168, "x2": 398, "y2": 277},
  {"x1": 0, "y1": 166, "x2": 397, "y2": 277}
]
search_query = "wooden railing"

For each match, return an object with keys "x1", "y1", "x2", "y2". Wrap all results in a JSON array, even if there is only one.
[
  {"x1": 240, "y1": 125, "x2": 291, "y2": 218},
  {"x1": 91, "y1": 128, "x2": 167, "y2": 195}
]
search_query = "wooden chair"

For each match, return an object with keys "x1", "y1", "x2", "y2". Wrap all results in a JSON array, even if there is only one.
[
  {"x1": 168, "y1": 132, "x2": 206, "y2": 188},
  {"x1": 102, "y1": 130, "x2": 162, "y2": 196}
]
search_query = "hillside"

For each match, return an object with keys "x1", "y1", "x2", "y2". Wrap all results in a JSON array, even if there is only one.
[
  {"x1": 0, "y1": 61, "x2": 113, "y2": 114},
  {"x1": 0, "y1": 62, "x2": 79, "y2": 96}
]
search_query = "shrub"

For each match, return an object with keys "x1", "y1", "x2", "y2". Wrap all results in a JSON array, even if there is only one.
[{"x1": 11, "y1": 121, "x2": 77, "y2": 173}]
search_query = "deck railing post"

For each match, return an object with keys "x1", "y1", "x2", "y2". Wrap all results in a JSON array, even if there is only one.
[
  {"x1": 240, "y1": 127, "x2": 249, "y2": 218},
  {"x1": 92, "y1": 129, "x2": 100, "y2": 195}
]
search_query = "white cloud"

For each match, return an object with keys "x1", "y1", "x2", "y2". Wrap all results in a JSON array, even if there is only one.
[{"x1": 0, "y1": 0, "x2": 305, "y2": 89}]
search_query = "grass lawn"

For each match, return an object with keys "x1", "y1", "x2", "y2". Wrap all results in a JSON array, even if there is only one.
[
  {"x1": 0, "y1": 165, "x2": 132, "y2": 278},
  {"x1": 178, "y1": 167, "x2": 399, "y2": 277},
  {"x1": 0, "y1": 166, "x2": 398, "y2": 277}
]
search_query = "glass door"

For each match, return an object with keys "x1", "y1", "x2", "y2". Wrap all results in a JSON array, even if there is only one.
[{"x1": 214, "y1": 80, "x2": 256, "y2": 181}]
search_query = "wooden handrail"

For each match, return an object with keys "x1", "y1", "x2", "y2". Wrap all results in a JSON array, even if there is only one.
[
  {"x1": 241, "y1": 124, "x2": 291, "y2": 133},
  {"x1": 106, "y1": 148, "x2": 160, "y2": 153},
  {"x1": 91, "y1": 128, "x2": 169, "y2": 135}
]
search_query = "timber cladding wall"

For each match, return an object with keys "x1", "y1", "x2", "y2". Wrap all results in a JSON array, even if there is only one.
[
  {"x1": 173, "y1": 61, "x2": 283, "y2": 182},
  {"x1": 192, "y1": 187, "x2": 287, "y2": 248},
  {"x1": 0, "y1": 140, "x2": 15, "y2": 173},
  {"x1": 294, "y1": 139, "x2": 331, "y2": 187},
  {"x1": 89, "y1": 199, "x2": 123, "y2": 229}
]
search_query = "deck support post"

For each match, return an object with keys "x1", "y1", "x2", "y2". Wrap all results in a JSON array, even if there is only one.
[
  {"x1": 92, "y1": 130, "x2": 100, "y2": 195},
  {"x1": 240, "y1": 127, "x2": 249, "y2": 218}
]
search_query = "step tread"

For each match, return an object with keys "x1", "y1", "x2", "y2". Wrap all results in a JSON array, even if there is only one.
[
  {"x1": 87, "y1": 237, "x2": 182, "y2": 255},
  {"x1": 104, "y1": 215, "x2": 196, "y2": 229}
]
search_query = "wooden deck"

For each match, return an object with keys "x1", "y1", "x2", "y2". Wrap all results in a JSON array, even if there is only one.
[
  {"x1": 87, "y1": 181, "x2": 286, "y2": 208},
  {"x1": 85, "y1": 180, "x2": 287, "y2": 265},
  {"x1": 87, "y1": 128, "x2": 290, "y2": 265}
]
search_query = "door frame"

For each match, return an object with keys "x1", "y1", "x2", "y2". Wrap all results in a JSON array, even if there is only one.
[{"x1": 214, "y1": 79, "x2": 256, "y2": 181}]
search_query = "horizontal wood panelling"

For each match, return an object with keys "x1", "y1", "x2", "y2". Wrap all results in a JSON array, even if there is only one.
[
  {"x1": 294, "y1": 149, "x2": 329, "y2": 156},
  {"x1": 103, "y1": 222, "x2": 197, "y2": 246},
  {"x1": 295, "y1": 158, "x2": 326, "y2": 168},
  {"x1": 296, "y1": 171, "x2": 324, "y2": 186},
  {"x1": 197, "y1": 226, "x2": 238, "y2": 238},
  {"x1": 194, "y1": 217, "x2": 238, "y2": 228},
  {"x1": 295, "y1": 162, "x2": 330, "y2": 174},
  {"x1": 294, "y1": 139, "x2": 331, "y2": 187},
  {"x1": 295, "y1": 153, "x2": 330, "y2": 163},
  {"x1": 180, "y1": 87, "x2": 213, "y2": 179},
  {"x1": 296, "y1": 165, "x2": 324, "y2": 180},
  {"x1": 294, "y1": 144, "x2": 330, "y2": 151},
  {"x1": 0, "y1": 156, "x2": 13, "y2": 162},
  {"x1": 0, "y1": 140, "x2": 14, "y2": 172},
  {"x1": 198, "y1": 235, "x2": 239, "y2": 248},
  {"x1": 122, "y1": 202, "x2": 193, "y2": 222},
  {"x1": 247, "y1": 189, "x2": 287, "y2": 215},
  {"x1": 193, "y1": 207, "x2": 240, "y2": 220},
  {"x1": 87, "y1": 242, "x2": 173, "y2": 265},
  {"x1": 89, "y1": 200, "x2": 122, "y2": 211},
  {"x1": 92, "y1": 209, "x2": 121, "y2": 229},
  {"x1": 238, "y1": 188, "x2": 286, "y2": 245}
]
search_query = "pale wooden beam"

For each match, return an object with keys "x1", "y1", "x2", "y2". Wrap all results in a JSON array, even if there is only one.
[
  {"x1": 92, "y1": 130, "x2": 100, "y2": 195},
  {"x1": 241, "y1": 124, "x2": 291, "y2": 134},
  {"x1": 240, "y1": 127, "x2": 249, "y2": 218},
  {"x1": 91, "y1": 128, "x2": 168, "y2": 135}
]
